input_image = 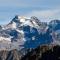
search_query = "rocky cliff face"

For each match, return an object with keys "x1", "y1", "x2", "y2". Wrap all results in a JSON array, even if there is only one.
[
  {"x1": 0, "y1": 45, "x2": 60, "y2": 60},
  {"x1": 0, "y1": 49, "x2": 22, "y2": 60},
  {"x1": 0, "y1": 45, "x2": 52, "y2": 60}
]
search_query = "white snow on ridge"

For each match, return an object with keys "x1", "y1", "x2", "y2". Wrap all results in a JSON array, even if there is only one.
[
  {"x1": 18, "y1": 16, "x2": 30, "y2": 23},
  {"x1": 0, "y1": 36, "x2": 11, "y2": 42},
  {"x1": 16, "y1": 29, "x2": 24, "y2": 34},
  {"x1": 12, "y1": 22, "x2": 17, "y2": 29},
  {"x1": 21, "y1": 20, "x2": 34, "y2": 27}
]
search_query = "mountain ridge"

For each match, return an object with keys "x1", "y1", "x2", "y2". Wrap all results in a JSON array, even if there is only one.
[{"x1": 0, "y1": 16, "x2": 60, "y2": 51}]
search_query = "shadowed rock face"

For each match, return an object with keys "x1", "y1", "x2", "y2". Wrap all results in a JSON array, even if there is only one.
[
  {"x1": 21, "y1": 45, "x2": 60, "y2": 60},
  {"x1": 0, "y1": 45, "x2": 60, "y2": 60}
]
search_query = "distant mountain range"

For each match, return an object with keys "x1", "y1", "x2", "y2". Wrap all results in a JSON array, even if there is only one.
[{"x1": 0, "y1": 15, "x2": 60, "y2": 51}]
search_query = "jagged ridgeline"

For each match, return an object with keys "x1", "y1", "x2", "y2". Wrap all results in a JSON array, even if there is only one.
[{"x1": 0, "y1": 16, "x2": 60, "y2": 53}]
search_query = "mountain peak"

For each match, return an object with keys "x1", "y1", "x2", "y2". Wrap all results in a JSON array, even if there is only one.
[
  {"x1": 5, "y1": 16, "x2": 41, "y2": 30},
  {"x1": 12, "y1": 15, "x2": 31, "y2": 23}
]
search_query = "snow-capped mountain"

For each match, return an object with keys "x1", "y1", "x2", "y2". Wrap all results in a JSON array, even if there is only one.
[{"x1": 0, "y1": 15, "x2": 60, "y2": 51}]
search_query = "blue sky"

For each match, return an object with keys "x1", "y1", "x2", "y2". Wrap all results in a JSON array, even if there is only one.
[{"x1": 0, "y1": 0, "x2": 60, "y2": 24}]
